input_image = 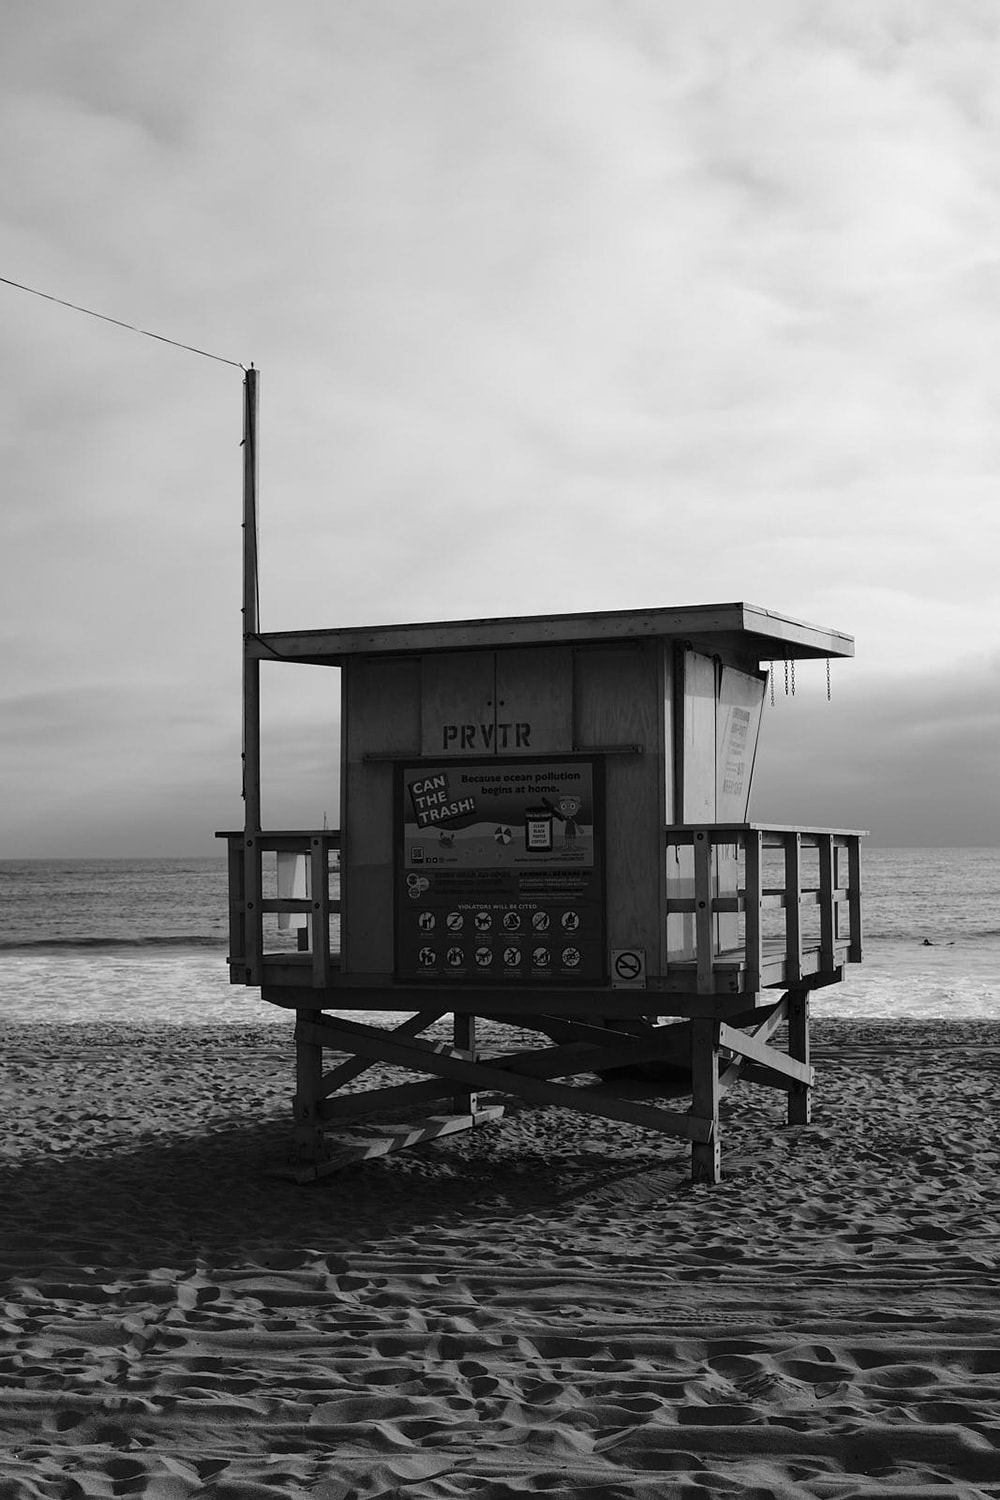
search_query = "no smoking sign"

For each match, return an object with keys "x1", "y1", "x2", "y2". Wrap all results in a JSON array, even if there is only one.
[{"x1": 611, "y1": 948, "x2": 646, "y2": 988}]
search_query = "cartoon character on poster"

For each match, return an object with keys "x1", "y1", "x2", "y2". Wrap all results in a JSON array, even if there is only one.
[{"x1": 545, "y1": 793, "x2": 583, "y2": 850}]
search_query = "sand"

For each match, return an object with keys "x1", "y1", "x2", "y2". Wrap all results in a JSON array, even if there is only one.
[{"x1": 1, "y1": 1017, "x2": 999, "y2": 1499}]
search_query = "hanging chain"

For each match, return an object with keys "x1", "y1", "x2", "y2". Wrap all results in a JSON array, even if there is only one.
[
  {"x1": 826, "y1": 657, "x2": 832, "y2": 701},
  {"x1": 790, "y1": 657, "x2": 796, "y2": 696},
  {"x1": 784, "y1": 656, "x2": 790, "y2": 696},
  {"x1": 769, "y1": 663, "x2": 775, "y2": 706}
]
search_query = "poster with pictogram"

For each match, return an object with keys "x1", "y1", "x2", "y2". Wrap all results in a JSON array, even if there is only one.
[{"x1": 395, "y1": 756, "x2": 606, "y2": 983}]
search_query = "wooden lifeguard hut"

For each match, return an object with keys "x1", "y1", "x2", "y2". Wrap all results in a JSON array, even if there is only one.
[{"x1": 220, "y1": 371, "x2": 864, "y2": 1183}]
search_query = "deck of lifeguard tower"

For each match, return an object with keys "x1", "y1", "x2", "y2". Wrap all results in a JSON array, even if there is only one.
[{"x1": 221, "y1": 594, "x2": 863, "y2": 1185}]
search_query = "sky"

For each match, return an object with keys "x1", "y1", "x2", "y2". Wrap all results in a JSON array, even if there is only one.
[{"x1": 1, "y1": 0, "x2": 998, "y2": 856}]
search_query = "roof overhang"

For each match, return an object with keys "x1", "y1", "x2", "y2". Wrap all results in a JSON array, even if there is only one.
[{"x1": 248, "y1": 602, "x2": 854, "y2": 667}]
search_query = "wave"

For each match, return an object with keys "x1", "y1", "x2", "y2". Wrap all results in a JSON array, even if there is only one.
[{"x1": 0, "y1": 935, "x2": 227, "y2": 954}]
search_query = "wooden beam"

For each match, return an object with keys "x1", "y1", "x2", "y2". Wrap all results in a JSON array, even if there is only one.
[
  {"x1": 693, "y1": 831, "x2": 715, "y2": 994},
  {"x1": 321, "y1": 1076, "x2": 465, "y2": 1119},
  {"x1": 453, "y1": 1013, "x2": 478, "y2": 1115},
  {"x1": 784, "y1": 832, "x2": 803, "y2": 984},
  {"x1": 312, "y1": 1012, "x2": 689, "y2": 1082},
  {"x1": 744, "y1": 828, "x2": 762, "y2": 995},
  {"x1": 818, "y1": 833, "x2": 836, "y2": 974},
  {"x1": 848, "y1": 836, "x2": 863, "y2": 963},
  {"x1": 501, "y1": 1014, "x2": 659, "y2": 1046},
  {"x1": 292, "y1": 1006, "x2": 327, "y2": 1168},
  {"x1": 296, "y1": 1016, "x2": 713, "y2": 1142},
  {"x1": 717, "y1": 1021, "x2": 813, "y2": 1086},
  {"x1": 248, "y1": 602, "x2": 855, "y2": 666},
  {"x1": 787, "y1": 990, "x2": 812, "y2": 1124},
  {"x1": 319, "y1": 1009, "x2": 445, "y2": 1097},
  {"x1": 241, "y1": 368, "x2": 261, "y2": 837},
  {"x1": 310, "y1": 835, "x2": 331, "y2": 986},
  {"x1": 690, "y1": 1019, "x2": 721, "y2": 1182},
  {"x1": 718, "y1": 995, "x2": 789, "y2": 1094}
]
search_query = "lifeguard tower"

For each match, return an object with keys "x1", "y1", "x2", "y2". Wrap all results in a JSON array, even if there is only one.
[{"x1": 220, "y1": 372, "x2": 863, "y2": 1183}]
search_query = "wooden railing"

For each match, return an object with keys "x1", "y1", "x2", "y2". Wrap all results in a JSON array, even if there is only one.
[
  {"x1": 218, "y1": 830, "x2": 341, "y2": 987},
  {"x1": 219, "y1": 822, "x2": 862, "y2": 1002},
  {"x1": 664, "y1": 824, "x2": 864, "y2": 996}
]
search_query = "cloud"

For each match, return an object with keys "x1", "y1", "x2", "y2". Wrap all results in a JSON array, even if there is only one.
[{"x1": 1, "y1": 2, "x2": 998, "y2": 853}]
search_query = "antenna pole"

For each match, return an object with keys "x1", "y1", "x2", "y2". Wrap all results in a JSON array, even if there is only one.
[{"x1": 242, "y1": 367, "x2": 261, "y2": 833}]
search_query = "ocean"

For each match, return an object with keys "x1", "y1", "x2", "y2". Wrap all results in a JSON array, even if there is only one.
[{"x1": 0, "y1": 849, "x2": 996, "y2": 1026}]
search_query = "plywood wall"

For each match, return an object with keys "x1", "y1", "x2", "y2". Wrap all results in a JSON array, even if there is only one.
[
  {"x1": 342, "y1": 656, "x2": 420, "y2": 973},
  {"x1": 573, "y1": 642, "x2": 665, "y2": 970}
]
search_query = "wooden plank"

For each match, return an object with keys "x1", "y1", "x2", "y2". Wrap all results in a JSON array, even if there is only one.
[
  {"x1": 848, "y1": 836, "x2": 863, "y2": 962},
  {"x1": 717, "y1": 1021, "x2": 813, "y2": 1086},
  {"x1": 242, "y1": 835, "x2": 264, "y2": 985},
  {"x1": 343, "y1": 656, "x2": 421, "y2": 976},
  {"x1": 322, "y1": 1076, "x2": 462, "y2": 1119},
  {"x1": 225, "y1": 835, "x2": 246, "y2": 968},
  {"x1": 666, "y1": 822, "x2": 869, "y2": 838},
  {"x1": 693, "y1": 831, "x2": 715, "y2": 993},
  {"x1": 317, "y1": 1013, "x2": 691, "y2": 1086},
  {"x1": 749, "y1": 992, "x2": 790, "y2": 1046},
  {"x1": 787, "y1": 990, "x2": 811, "y2": 1124},
  {"x1": 262, "y1": 980, "x2": 682, "y2": 1015},
  {"x1": 713, "y1": 997, "x2": 784, "y2": 1031},
  {"x1": 453, "y1": 1013, "x2": 478, "y2": 1115},
  {"x1": 222, "y1": 830, "x2": 341, "y2": 849},
  {"x1": 667, "y1": 890, "x2": 834, "y2": 913},
  {"x1": 310, "y1": 836, "x2": 331, "y2": 987},
  {"x1": 574, "y1": 643, "x2": 663, "y2": 968},
  {"x1": 500, "y1": 1026, "x2": 685, "y2": 1079},
  {"x1": 250, "y1": 602, "x2": 855, "y2": 665},
  {"x1": 421, "y1": 651, "x2": 494, "y2": 757},
  {"x1": 502, "y1": 1013, "x2": 670, "y2": 1047},
  {"x1": 292, "y1": 1007, "x2": 327, "y2": 1167},
  {"x1": 320, "y1": 1009, "x2": 446, "y2": 1097},
  {"x1": 784, "y1": 833, "x2": 803, "y2": 984},
  {"x1": 495, "y1": 647, "x2": 573, "y2": 755},
  {"x1": 297, "y1": 1017, "x2": 713, "y2": 1142},
  {"x1": 818, "y1": 834, "x2": 836, "y2": 974},
  {"x1": 744, "y1": 828, "x2": 762, "y2": 995},
  {"x1": 718, "y1": 998, "x2": 788, "y2": 1095}
]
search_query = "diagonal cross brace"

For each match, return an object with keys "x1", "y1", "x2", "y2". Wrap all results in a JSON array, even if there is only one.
[
  {"x1": 717, "y1": 1018, "x2": 813, "y2": 1086},
  {"x1": 319, "y1": 1008, "x2": 446, "y2": 1097},
  {"x1": 315, "y1": 1013, "x2": 695, "y2": 1088},
  {"x1": 297, "y1": 1015, "x2": 713, "y2": 1143}
]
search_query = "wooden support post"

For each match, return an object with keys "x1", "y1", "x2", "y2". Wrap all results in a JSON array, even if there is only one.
[
  {"x1": 310, "y1": 836, "x2": 331, "y2": 987},
  {"x1": 818, "y1": 833, "x2": 836, "y2": 974},
  {"x1": 241, "y1": 368, "x2": 263, "y2": 985},
  {"x1": 452, "y1": 1013, "x2": 478, "y2": 1116},
  {"x1": 298, "y1": 1014, "x2": 713, "y2": 1142},
  {"x1": 787, "y1": 990, "x2": 811, "y2": 1125},
  {"x1": 784, "y1": 832, "x2": 803, "y2": 984},
  {"x1": 292, "y1": 1007, "x2": 328, "y2": 1166},
  {"x1": 744, "y1": 829, "x2": 762, "y2": 997},
  {"x1": 693, "y1": 831, "x2": 715, "y2": 994},
  {"x1": 690, "y1": 1017, "x2": 721, "y2": 1183},
  {"x1": 847, "y1": 836, "x2": 863, "y2": 963}
]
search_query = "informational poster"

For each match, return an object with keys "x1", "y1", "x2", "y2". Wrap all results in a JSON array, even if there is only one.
[
  {"x1": 716, "y1": 667, "x2": 767, "y2": 821},
  {"x1": 395, "y1": 757, "x2": 605, "y2": 983}
]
